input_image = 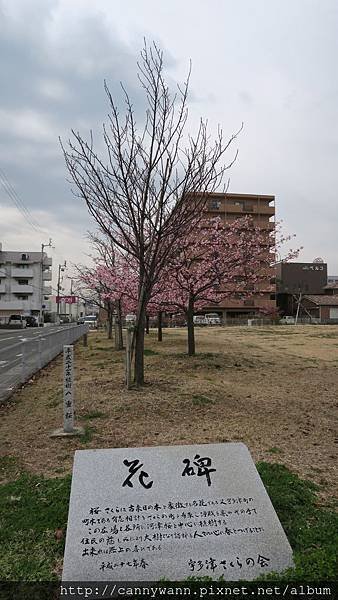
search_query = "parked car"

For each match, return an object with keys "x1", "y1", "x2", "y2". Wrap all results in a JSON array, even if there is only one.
[
  {"x1": 59, "y1": 316, "x2": 70, "y2": 324},
  {"x1": 8, "y1": 314, "x2": 27, "y2": 328},
  {"x1": 205, "y1": 313, "x2": 222, "y2": 325},
  {"x1": 125, "y1": 314, "x2": 136, "y2": 325},
  {"x1": 193, "y1": 315, "x2": 207, "y2": 326},
  {"x1": 280, "y1": 315, "x2": 295, "y2": 325},
  {"x1": 25, "y1": 315, "x2": 38, "y2": 327},
  {"x1": 77, "y1": 317, "x2": 85, "y2": 325},
  {"x1": 84, "y1": 315, "x2": 98, "y2": 328}
]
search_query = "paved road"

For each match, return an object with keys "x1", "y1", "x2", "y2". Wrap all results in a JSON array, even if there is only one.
[
  {"x1": 0, "y1": 325, "x2": 71, "y2": 350},
  {"x1": 0, "y1": 324, "x2": 87, "y2": 402}
]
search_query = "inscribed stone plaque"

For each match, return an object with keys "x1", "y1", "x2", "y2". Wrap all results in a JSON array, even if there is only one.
[
  {"x1": 63, "y1": 345, "x2": 74, "y2": 433},
  {"x1": 62, "y1": 443, "x2": 293, "y2": 581}
]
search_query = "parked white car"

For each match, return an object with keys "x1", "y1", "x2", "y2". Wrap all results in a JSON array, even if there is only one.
[
  {"x1": 8, "y1": 314, "x2": 27, "y2": 328},
  {"x1": 125, "y1": 314, "x2": 136, "y2": 324},
  {"x1": 84, "y1": 315, "x2": 98, "y2": 328},
  {"x1": 205, "y1": 313, "x2": 222, "y2": 325},
  {"x1": 280, "y1": 315, "x2": 295, "y2": 325},
  {"x1": 193, "y1": 315, "x2": 207, "y2": 326}
]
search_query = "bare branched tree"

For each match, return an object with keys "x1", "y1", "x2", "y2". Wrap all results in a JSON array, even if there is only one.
[{"x1": 61, "y1": 41, "x2": 241, "y2": 385}]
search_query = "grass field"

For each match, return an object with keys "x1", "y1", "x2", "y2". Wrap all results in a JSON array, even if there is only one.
[{"x1": 0, "y1": 324, "x2": 337, "y2": 580}]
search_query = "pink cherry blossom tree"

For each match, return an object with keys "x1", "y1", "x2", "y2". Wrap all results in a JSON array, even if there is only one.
[
  {"x1": 157, "y1": 216, "x2": 300, "y2": 355},
  {"x1": 74, "y1": 239, "x2": 139, "y2": 349}
]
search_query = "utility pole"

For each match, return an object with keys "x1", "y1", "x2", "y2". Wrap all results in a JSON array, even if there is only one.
[
  {"x1": 40, "y1": 238, "x2": 53, "y2": 326},
  {"x1": 57, "y1": 261, "x2": 67, "y2": 320},
  {"x1": 295, "y1": 292, "x2": 302, "y2": 325}
]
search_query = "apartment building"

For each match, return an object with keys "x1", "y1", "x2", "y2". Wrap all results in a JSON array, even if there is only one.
[
  {"x1": 201, "y1": 192, "x2": 276, "y2": 319},
  {"x1": 0, "y1": 243, "x2": 52, "y2": 322}
]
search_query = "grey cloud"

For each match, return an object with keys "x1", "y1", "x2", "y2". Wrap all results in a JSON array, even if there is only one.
[{"x1": 0, "y1": 0, "x2": 167, "y2": 224}]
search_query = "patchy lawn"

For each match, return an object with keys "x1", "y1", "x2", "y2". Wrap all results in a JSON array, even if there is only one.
[
  {"x1": 0, "y1": 325, "x2": 337, "y2": 508},
  {"x1": 0, "y1": 324, "x2": 337, "y2": 581}
]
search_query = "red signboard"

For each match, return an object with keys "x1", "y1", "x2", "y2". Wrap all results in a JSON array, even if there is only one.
[{"x1": 56, "y1": 296, "x2": 78, "y2": 304}]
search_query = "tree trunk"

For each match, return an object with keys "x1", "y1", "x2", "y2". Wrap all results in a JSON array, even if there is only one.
[
  {"x1": 117, "y1": 300, "x2": 124, "y2": 349},
  {"x1": 145, "y1": 314, "x2": 150, "y2": 334},
  {"x1": 115, "y1": 299, "x2": 124, "y2": 350},
  {"x1": 157, "y1": 311, "x2": 163, "y2": 342},
  {"x1": 132, "y1": 264, "x2": 148, "y2": 386},
  {"x1": 134, "y1": 305, "x2": 146, "y2": 386},
  {"x1": 187, "y1": 296, "x2": 195, "y2": 356},
  {"x1": 107, "y1": 304, "x2": 113, "y2": 339}
]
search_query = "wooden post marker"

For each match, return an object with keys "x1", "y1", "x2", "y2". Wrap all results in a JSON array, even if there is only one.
[{"x1": 125, "y1": 327, "x2": 132, "y2": 389}]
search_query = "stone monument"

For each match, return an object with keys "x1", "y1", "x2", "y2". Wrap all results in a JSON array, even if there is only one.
[{"x1": 62, "y1": 442, "x2": 293, "y2": 581}]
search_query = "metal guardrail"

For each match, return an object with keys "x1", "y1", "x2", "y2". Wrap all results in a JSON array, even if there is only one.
[{"x1": 0, "y1": 324, "x2": 89, "y2": 404}]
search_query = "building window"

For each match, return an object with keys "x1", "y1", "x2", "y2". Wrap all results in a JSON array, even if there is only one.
[
  {"x1": 270, "y1": 293, "x2": 276, "y2": 300},
  {"x1": 209, "y1": 199, "x2": 221, "y2": 210},
  {"x1": 16, "y1": 295, "x2": 28, "y2": 300},
  {"x1": 21, "y1": 254, "x2": 29, "y2": 261},
  {"x1": 18, "y1": 280, "x2": 29, "y2": 285}
]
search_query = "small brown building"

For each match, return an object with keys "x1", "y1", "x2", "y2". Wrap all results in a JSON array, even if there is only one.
[
  {"x1": 276, "y1": 262, "x2": 328, "y2": 316},
  {"x1": 301, "y1": 295, "x2": 338, "y2": 323}
]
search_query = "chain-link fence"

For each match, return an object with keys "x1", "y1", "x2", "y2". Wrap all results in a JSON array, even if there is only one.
[{"x1": 0, "y1": 324, "x2": 89, "y2": 404}]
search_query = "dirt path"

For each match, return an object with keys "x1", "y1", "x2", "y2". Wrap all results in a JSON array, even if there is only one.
[{"x1": 1, "y1": 325, "x2": 337, "y2": 506}]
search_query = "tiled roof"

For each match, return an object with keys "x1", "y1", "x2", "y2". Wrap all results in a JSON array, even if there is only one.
[{"x1": 304, "y1": 295, "x2": 338, "y2": 306}]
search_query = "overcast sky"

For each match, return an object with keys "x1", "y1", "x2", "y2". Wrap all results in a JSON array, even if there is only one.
[{"x1": 0, "y1": 0, "x2": 337, "y2": 291}]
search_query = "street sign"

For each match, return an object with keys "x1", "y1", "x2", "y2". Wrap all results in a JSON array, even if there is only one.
[{"x1": 56, "y1": 295, "x2": 78, "y2": 304}]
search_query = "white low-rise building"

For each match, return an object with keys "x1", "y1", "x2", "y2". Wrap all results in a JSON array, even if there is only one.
[{"x1": 0, "y1": 242, "x2": 52, "y2": 323}]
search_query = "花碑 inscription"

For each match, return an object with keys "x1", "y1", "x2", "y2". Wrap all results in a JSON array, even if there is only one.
[{"x1": 62, "y1": 443, "x2": 294, "y2": 581}]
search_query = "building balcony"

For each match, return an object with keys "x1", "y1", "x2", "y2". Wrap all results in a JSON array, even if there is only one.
[
  {"x1": 43, "y1": 286, "x2": 52, "y2": 295},
  {"x1": 224, "y1": 204, "x2": 244, "y2": 214},
  {"x1": 43, "y1": 257, "x2": 52, "y2": 267},
  {"x1": 224, "y1": 204, "x2": 275, "y2": 216},
  {"x1": 11, "y1": 285, "x2": 34, "y2": 294},
  {"x1": 16, "y1": 255, "x2": 34, "y2": 264},
  {"x1": 0, "y1": 284, "x2": 6, "y2": 294},
  {"x1": 11, "y1": 268, "x2": 34, "y2": 278},
  {"x1": 253, "y1": 205, "x2": 275, "y2": 216},
  {"x1": 0, "y1": 299, "x2": 34, "y2": 311},
  {"x1": 42, "y1": 271, "x2": 52, "y2": 281},
  {"x1": 254, "y1": 220, "x2": 274, "y2": 231}
]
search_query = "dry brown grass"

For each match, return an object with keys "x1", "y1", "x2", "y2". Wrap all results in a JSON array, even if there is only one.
[{"x1": 0, "y1": 325, "x2": 337, "y2": 504}]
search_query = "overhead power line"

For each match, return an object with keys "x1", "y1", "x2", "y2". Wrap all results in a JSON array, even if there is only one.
[{"x1": 0, "y1": 167, "x2": 46, "y2": 234}]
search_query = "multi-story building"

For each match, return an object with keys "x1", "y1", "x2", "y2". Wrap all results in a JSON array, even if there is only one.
[
  {"x1": 201, "y1": 192, "x2": 276, "y2": 320},
  {"x1": 0, "y1": 243, "x2": 52, "y2": 323}
]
